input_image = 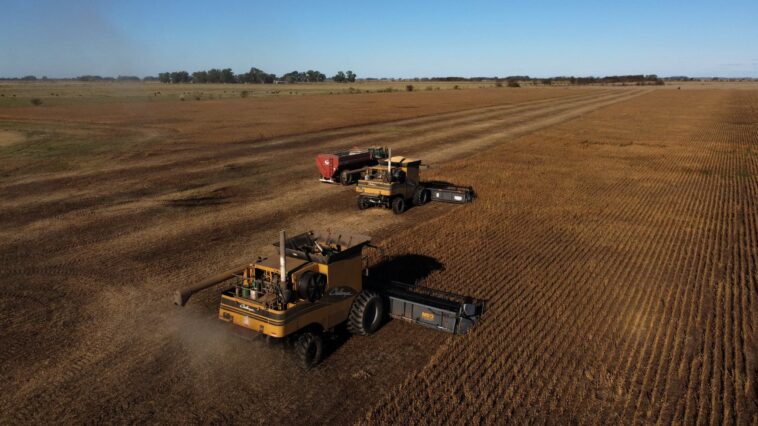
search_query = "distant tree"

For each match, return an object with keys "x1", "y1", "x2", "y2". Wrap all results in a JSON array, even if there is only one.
[
  {"x1": 117, "y1": 75, "x2": 140, "y2": 81},
  {"x1": 346, "y1": 70, "x2": 356, "y2": 82},
  {"x1": 305, "y1": 70, "x2": 325, "y2": 82},
  {"x1": 283, "y1": 70, "x2": 307, "y2": 83},
  {"x1": 192, "y1": 71, "x2": 208, "y2": 83},
  {"x1": 143, "y1": 76, "x2": 159, "y2": 81},
  {"x1": 159, "y1": 72, "x2": 170, "y2": 83},
  {"x1": 333, "y1": 71, "x2": 346, "y2": 82},
  {"x1": 206, "y1": 69, "x2": 222, "y2": 83},
  {"x1": 21, "y1": 75, "x2": 37, "y2": 81},
  {"x1": 221, "y1": 68, "x2": 236, "y2": 83},
  {"x1": 242, "y1": 67, "x2": 275, "y2": 84},
  {"x1": 77, "y1": 75, "x2": 105, "y2": 81},
  {"x1": 169, "y1": 71, "x2": 190, "y2": 83}
]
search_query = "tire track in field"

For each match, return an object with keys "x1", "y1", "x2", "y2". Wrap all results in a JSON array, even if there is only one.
[
  {"x1": 624, "y1": 126, "x2": 720, "y2": 423},
  {"x1": 489, "y1": 143, "x2": 684, "y2": 421},
  {"x1": 0, "y1": 89, "x2": 644, "y2": 424},
  {"x1": 656, "y1": 137, "x2": 721, "y2": 423},
  {"x1": 0, "y1": 90, "x2": 602, "y2": 198},
  {"x1": 525, "y1": 153, "x2": 686, "y2": 422},
  {"x1": 366, "y1": 144, "x2": 664, "y2": 422},
  {"x1": 0, "y1": 90, "x2": 639, "y2": 266},
  {"x1": 0, "y1": 89, "x2": 618, "y2": 227},
  {"x1": 480, "y1": 103, "x2": 684, "y2": 420}
]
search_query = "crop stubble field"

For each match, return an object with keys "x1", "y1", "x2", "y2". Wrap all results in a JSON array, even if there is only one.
[{"x1": 0, "y1": 83, "x2": 756, "y2": 424}]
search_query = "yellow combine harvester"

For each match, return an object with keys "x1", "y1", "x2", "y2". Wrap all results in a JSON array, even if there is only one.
[
  {"x1": 356, "y1": 153, "x2": 474, "y2": 214},
  {"x1": 175, "y1": 229, "x2": 485, "y2": 368}
]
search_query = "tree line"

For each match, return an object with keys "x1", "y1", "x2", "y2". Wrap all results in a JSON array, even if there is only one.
[
  {"x1": 156, "y1": 67, "x2": 355, "y2": 84},
  {"x1": 1, "y1": 73, "x2": 680, "y2": 85}
]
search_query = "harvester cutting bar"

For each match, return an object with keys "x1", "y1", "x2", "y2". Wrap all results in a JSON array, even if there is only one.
[
  {"x1": 377, "y1": 281, "x2": 485, "y2": 335},
  {"x1": 429, "y1": 186, "x2": 474, "y2": 204}
]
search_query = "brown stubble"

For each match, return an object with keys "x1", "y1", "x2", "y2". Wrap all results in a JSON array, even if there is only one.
[
  {"x1": 362, "y1": 89, "x2": 758, "y2": 424},
  {"x1": 4, "y1": 84, "x2": 756, "y2": 424}
]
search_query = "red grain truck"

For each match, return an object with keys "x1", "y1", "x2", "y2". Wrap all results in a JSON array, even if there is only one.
[{"x1": 316, "y1": 146, "x2": 388, "y2": 185}]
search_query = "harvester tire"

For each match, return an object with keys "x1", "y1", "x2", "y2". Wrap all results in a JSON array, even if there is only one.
[
  {"x1": 348, "y1": 291, "x2": 384, "y2": 336},
  {"x1": 391, "y1": 197, "x2": 406, "y2": 214},
  {"x1": 296, "y1": 332, "x2": 323, "y2": 369},
  {"x1": 357, "y1": 196, "x2": 370, "y2": 210},
  {"x1": 340, "y1": 170, "x2": 352, "y2": 185},
  {"x1": 413, "y1": 186, "x2": 429, "y2": 206}
]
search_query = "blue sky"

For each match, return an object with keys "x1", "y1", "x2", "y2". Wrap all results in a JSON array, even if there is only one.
[{"x1": 1, "y1": 0, "x2": 756, "y2": 78}]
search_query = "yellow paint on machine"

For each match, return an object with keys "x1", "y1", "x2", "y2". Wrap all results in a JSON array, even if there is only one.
[
  {"x1": 219, "y1": 297, "x2": 353, "y2": 337},
  {"x1": 218, "y1": 250, "x2": 364, "y2": 338}
]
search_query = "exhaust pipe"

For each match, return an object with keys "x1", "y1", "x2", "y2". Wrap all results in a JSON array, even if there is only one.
[
  {"x1": 387, "y1": 148, "x2": 392, "y2": 181},
  {"x1": 279, "y1": 230, "x2": 287, "y2": 280}
]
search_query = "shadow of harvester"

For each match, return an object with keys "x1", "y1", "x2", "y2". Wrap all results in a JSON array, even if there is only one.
[{"x1": 367, "y1": 253, "x2": 444, "y2": 286}]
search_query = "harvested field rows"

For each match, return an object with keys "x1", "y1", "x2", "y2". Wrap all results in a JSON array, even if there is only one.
[
  {"x1": 0, "y1": 87, "x2": 642, "y2": 424},
  {"x1": 364, "y1": 89, "x2": 758, "y2": 424},
  {"x1": 1, "y1": 86, "x2": 755, "y2": 424}
]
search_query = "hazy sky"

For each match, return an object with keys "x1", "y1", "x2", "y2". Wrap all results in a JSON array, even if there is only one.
[{"x1": 1, "y1": 0, "x2": 756, "y2": 78}]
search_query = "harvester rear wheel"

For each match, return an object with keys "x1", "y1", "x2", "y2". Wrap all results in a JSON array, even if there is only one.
[
  {"x1": 296, "y1": 332, "x2": 323, "y2": 369},
  {"x1": 357, "y1": 196, "x2": 370, "y2": 210},
  {"x1": 391, "y1": 197, "x2": 406, "y2": 214},
  {"x1": 348, "y1": 291, "x2": 384, "y2": 336},
  {"x1": 413, "y1": 186, "x2": 429, "y2": 206}
]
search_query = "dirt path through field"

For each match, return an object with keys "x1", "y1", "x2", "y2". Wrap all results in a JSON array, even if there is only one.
[{"x1": 0, "y1": 89, "x2": 638, "y2": 242}]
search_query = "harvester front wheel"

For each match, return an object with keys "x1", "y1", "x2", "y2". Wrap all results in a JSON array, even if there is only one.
[
  {"x1": 348, "y1": 291, "x2": 384, "y2": 336},
  {"x1": 391, "y1": 197, "x2": 406, "y2": 214},
  {"x1": 413, "y1": 186, "x2": 429, "y2": 206},
  {"x1": 296, "y1": 332, "x2": 323, "y2": 369},
  {"x1": 340, "y1": 170, "x2": 353, "y2": 185}
]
